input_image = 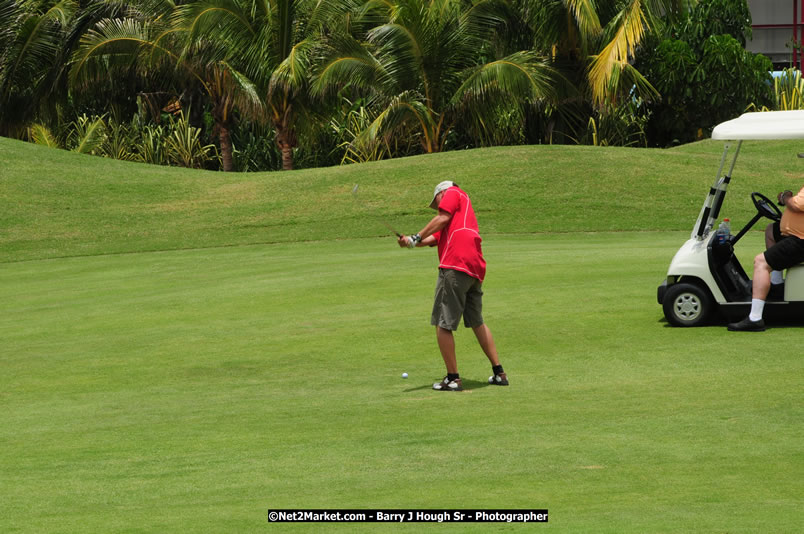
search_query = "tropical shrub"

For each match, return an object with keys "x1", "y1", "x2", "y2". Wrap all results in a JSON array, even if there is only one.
[
  {"x1": 134, "y1": 122, "x2": 169, "y2": 166},
  {"x1": 164, "y1": 111, "x2": 216, "y2": 169},
  {"x1": 100, "y1": 118, "x2": 138, "y2": 161},
  {"x1": 636, "y1": 0, "x2": 772, "y2": 146},
  {"x1": 230, "y1": 122, "x2": 282, "y2": 172},
  {"x1": 329, "y1": 98, "x2": 394, "y2": 164},
  {"x1": 66, "y1": 114, "x2": 107, "y2": 154},
  {"x1": 770, "y1": 69, "x2": 804, "y2": 110},
  {"x1": 582, "y1": 100, "x2": 650, "y2": 148},
  {"x1": 27, "y1": 113, "x2": 108, "y2": 155},
  {"x1": 314, "y1": 0, "x2": 559, "y2": 155}
]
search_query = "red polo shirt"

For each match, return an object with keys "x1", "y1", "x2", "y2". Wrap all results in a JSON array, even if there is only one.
[{"x1": 432, "y1": 186, "x2": 486, "y2": 282}]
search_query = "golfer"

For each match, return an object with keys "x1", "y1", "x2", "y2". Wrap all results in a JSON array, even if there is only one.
[
  {"x1": 728, "y1": 185, "x2": 804, "y2": 331},
  {"x1": 398, "y1": 181, "x2": 507, "y2": 391}
]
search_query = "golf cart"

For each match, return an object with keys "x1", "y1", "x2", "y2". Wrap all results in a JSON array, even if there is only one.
[{"x1": 657, "y1": 110, "x2": 804, "y2": 326}]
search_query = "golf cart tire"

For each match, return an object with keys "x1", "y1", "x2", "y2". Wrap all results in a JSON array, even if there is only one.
[{"x1": 663, "y1": 282, "x2": 714, "y2": 327}]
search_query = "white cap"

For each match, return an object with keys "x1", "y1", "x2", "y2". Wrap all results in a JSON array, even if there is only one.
[{"x1": 429, "y1": 180, "x2": 454, "y2": 209}]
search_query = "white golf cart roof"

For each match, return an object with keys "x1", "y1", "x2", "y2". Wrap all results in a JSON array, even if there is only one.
[
  {"x1": 692, "y1": 110, "x2": 804, "y2": 241},
  {"x1": 712, "y1": 110, "x2": 804, "y2": 140}
]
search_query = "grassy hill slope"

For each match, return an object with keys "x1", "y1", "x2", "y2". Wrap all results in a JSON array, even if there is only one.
[{"x1": 2, "y1": 135, "x2": 802, "y2": 261}]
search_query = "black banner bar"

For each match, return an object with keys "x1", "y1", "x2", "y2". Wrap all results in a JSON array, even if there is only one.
[{"x1": 268, "y1": 509, "x2": 548, "y2": 523}]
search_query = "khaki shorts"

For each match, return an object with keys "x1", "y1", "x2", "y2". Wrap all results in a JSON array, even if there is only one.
[{"x1": 431, "y1": 268, "x2": 484, "y2": 331}]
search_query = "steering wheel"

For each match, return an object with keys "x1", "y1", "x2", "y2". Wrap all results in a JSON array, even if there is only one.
[{"x1": 751, "y1": 192, "x2": 782, "y2": 222}]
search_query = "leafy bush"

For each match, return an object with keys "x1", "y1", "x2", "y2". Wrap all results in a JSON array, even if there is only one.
[
  {"x1": 773, "y1": 69, "x2": 804, "y2": 110},
  {"x1": 133, "y1": 122, "x2": 168, "y2": 166},
  {"x1": 25, "y1": 110, "x2": 220, "y2": 170},
  {"x1": 27, "y1": 123, "x2": 60, "y2": 148},
  {"x1": 100, "y1": 119, "x2": 138, "y2": 162},
  {"x1": 27, "y1": 114, "x2": 109, "y2": 155},
  {"x1": 329, "y1": 98, "x2": 393, "y2": 164},
  {"x1": 749, "y1": 68, "x2": 804, "y2": 111},
  {"x1": 164, "y1": 111, "x2": 216, "y2": 169},
  {"x1": 636, "y1": 0, "x2": 772, "y2": 146},
  {"x1": 582, "y1": 101, "x2": 650, "y2": 148},
  {"x1": 230, "y1": 123, "x2": 281, "y2": 172}
]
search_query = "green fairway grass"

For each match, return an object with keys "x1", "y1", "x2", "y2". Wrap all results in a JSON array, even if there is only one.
[
  {"x1": 2, "y1": 234, "x2": 801, "y2": 532},
  {"x1": 1, "y1": 136, "x2": 802, "y2": 532}
]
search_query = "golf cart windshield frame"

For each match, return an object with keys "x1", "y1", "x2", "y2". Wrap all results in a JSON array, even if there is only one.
[
  {"x1": 694, "y1": 110, "x2": 804, "y2": 241},
  {"x1": 694, "y1": 142, "x2": 741, "y2": 240}
]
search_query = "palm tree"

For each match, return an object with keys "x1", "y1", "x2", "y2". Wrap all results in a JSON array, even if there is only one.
[
  {"x1": 71, "y1": 2, "x2": 262, "y2": 171},
  {"x1": 173, "y1": 0, "x2": 352, "y2": 170},
  {"x1": 0, "y1": 0, "x2": 77, "y2": 137},
  {"x1": 526, "y1": 0, "x2": 697, "y2": 108},
  {"x1": 313, "y1": 0, "x2": 560, "y2": 154},
  {"x1": 0, "y1": 1, "x2": 142, "y2": 138}
]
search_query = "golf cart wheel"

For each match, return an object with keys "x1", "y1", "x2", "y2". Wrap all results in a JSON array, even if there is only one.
[{"x1": 663, "y1": 282, "x2": 714, "y2": 327}]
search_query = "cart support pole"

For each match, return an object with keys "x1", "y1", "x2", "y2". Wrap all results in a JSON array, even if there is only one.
[{"x1": 727, "y1": 141, "x2": 742, "y2": 178}]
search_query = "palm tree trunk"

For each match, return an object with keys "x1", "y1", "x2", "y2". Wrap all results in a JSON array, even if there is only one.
[
  {"x1": 274, "y1": 121, "x2": 296, "y2": 171},
  {"x1": 219, "y1": 125, "x2": 234, "y2": 172},
  {"x1": 280, "y1": 144, "x2": 294, "y2": 170}
]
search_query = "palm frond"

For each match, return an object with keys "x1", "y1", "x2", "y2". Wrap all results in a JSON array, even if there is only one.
[
  {"x1": 70, "y1": 17, "x2": 178, "y2": 88},
  {"x1": 368, "y1": 22, "x2": 424, "y2": 92},
  {"x1": 593, "y1": 60, "x2": 658, "y2": 108},
  {"x1": 452, "y1": 50, "x2": 559, "y2": 106},
  {"x1": 69, "y1": 114, "x2": 107, "y2": 154},
  {"x1": 0, "y1": 0, "x2": 16, "y2": 34},
  {"x1": 2, "y1": 0, "x2": 77, "y2": 98},
  {"x1": 566, "y1": 0, "x2": 602, "y2": 38},
  {"x1": 308, "y1": 0, "x2": 362, "y2": 30},
  {"x1": 28, "y1": 122, "x2": 61, "y2": 148},
  {"x1": 312, "y1": 33, "x2": 385, "y2": 97},
  {"x1": 172, "y1": 0, "x2": 255, "y2": 47},
  {"x1": 220, "y1": 60, "x2": 265, "y2": 120},
  {"x1": 271, "y1": 36, "x2": 316, "y2": 93},
  {"x1": 359, "y1": 90, "x2": 437, "y2": 150},
  {"x1": 588, "y1": 0, "x2": 649, "y2": 107},
  {"x1": 13, "y1": 0, "x2": 76, "y2": 67},
  {"x1": 459, "y1": 0, "x2": 508, "y2": 43}
]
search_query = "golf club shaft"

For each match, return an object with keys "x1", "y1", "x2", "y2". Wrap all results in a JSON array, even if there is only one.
[
  {"x1": 376, "y1": 218, "x2": 402, "y2": 237},
  {"x1": 352, "y1": 185, "x2": 402, "y2": 237}
]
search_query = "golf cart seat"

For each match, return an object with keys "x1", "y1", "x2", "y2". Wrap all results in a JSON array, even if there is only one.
[{"x1": 785, "y1": 263, "x2": 804, "y2": 301}]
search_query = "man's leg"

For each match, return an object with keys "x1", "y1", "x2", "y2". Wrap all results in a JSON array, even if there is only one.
[
  {"x1": 728, "y1": 252, "x2": 771, "y2": 331},
  {"x1": 433, "y1": 326, "x2": 462, "y2": 391},
  {"x1": 752, "y1": 252, "x2": 773, "y2": 302},
  {"x1": 472, "y1": 323, "x2": 500, "y2": 367},
  {"x1": 473, "y1": 323, "x2": 508, "y2": 385},
  {"x1": 766, "y1": 223, "x2": 784, "y2": 287},
  {"x1": 436, "y1": 326, "x2": 459, "y2": 375},
  {"x1": 430, "y1": 270, "x2": 466, "y2": 391}
]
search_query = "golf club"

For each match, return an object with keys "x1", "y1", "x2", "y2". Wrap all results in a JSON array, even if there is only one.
[{"x1": 351, "y1": 184, "x2": 402, "y2": 237}]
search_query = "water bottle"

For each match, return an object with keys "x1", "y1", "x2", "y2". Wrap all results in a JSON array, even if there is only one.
[{"x1": 716, "y1": 218, "x2": 730, "y2": 244}]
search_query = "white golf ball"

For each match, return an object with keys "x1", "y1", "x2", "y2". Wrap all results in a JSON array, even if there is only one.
[{"x1": 402, "y1": 372, "x2": 408, "y2": 379}]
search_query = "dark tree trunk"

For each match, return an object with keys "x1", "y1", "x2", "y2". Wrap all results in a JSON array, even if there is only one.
[
  {"x1": 219, "y1": 124, "x2": 233, "y2": 172},
  {"x1": 275, "y1": 122, "x2": 296, "y2": 171}
]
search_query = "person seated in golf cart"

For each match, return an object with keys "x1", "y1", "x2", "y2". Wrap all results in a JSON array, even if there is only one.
[{"x1": 728, "y1": 186, "x2": 804, "y2": 331}]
